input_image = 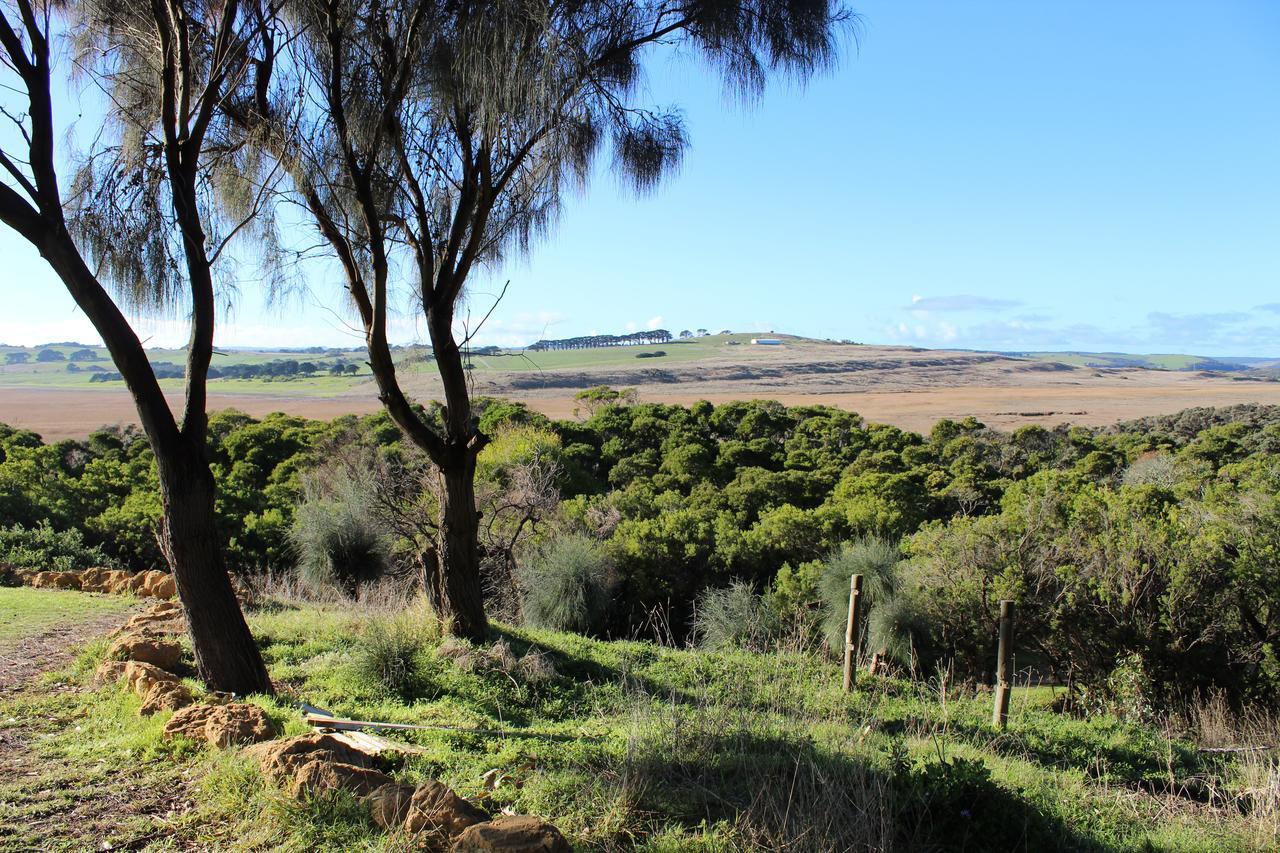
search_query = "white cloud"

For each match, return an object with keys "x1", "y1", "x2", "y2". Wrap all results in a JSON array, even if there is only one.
[{"x1": 646, "y1": 315, "x2": 664, "y2": 330}]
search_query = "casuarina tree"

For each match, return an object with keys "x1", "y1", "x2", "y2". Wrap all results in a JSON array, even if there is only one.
[
  {"x1": 0, "y1": 0, "x2": 275, "y2": 692},
  {"x1": 236, "y1": 0, "x2": 850, "y2": 639}
]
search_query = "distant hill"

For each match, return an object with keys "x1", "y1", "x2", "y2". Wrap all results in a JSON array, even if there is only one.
[{"x1": 1006, "y1": 351, "x2": 1280, "y2": 375}]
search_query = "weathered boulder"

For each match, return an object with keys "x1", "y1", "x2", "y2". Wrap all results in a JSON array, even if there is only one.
[
  {"x1": 366, "y1": 782, "x2": 416, "y2": 829},
  {"x1": 244, "y1": 732, "x2": 375, "y2": 782},
  {"x1": 108, "y1": 632, "x2": 183, "y2": 669},
  {"x1": 403, "y1": 780, "x2": 489, "y2": 837},
  {"x1": 292, "y1": 759, "x2": 395, "y2": 798},
  {"x1": 29, "y1": 571, "x2": 56, "y2": 588},
  {"x1": 78, "y1": 568, "x2": 108, "y2": 592},
  {"x1": 122, "y1": 660, "x2": 180, "y2": 694},
  {"x1": 113, "y1": 605, "x2": 185, "y2": 638},
  {"x1": 125, "y1": 573, "x2": 151, "y2": 595},
  {"x1": 103, "y1": 570, "x2": 133, "y2": 595},
  {"x1": 140, "y1": 680, "x2": 194, "y2": 715},
  {"x1": 93, "y1": 660, "x2": 130, "y2": 685},
  {"x1": 146, "y1": 573, "x2": 177, "y2": 599},
  {"x1": 449, "y1": 816, "x2": 571, "y2": 853},
  {"x1": 164, "y1": 702, "x2": 275, "y2": 747}
]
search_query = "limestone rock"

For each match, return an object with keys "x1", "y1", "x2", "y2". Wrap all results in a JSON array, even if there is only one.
[
  {"x1": 108, "y1": 632, "x2": 182, "y2": 669},
  {"x1": 164, "y1": 702, "x2": 275, "y2": 747},
  {"x1": 244, "y1": 732, "x2": 374, "y2": 783},
  {"x1": 403, "y1": 780, "x2": 489, "y2": 837},
  {"x1": 113, "y1": 604, "x2": 186, "y2": 638},
  {"x1": 203, "y1": 704, "x2": 275, "y2": 747},
  {"x1": 78, "y1": 568, "x2": 108, "y2": 592},
  {"x1": 291, "y1": 759, "x2": 394, "y2": 798},
  {"x1": 366, "y1": 782, "x2": 416, "y2": 829},
  {"x1": 94, "y1": 660, "x2": 129, "y2": 686},
  {"x1": 140, "y1": 680, "x2": 194, "y2": 715},
  {"x1": 102, "y1": 571, "x2": 133, "y2": 594},
  {"x1": 164, "y1": 703, "x2": 216, "y2": 740},
  {"x1": 122, "y1": 660, "x2": 181, "y2": 697},
  {"x1": 449, "y1": 816, "x2": 571, "y2": 852},
  {"x1": 146, "y1": 573, "x2": 177, "y2": 599},
  {"x1": 49, "y1": 572, "x2": 81, "y2": 590}
]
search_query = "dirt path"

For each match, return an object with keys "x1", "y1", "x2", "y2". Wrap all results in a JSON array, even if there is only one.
[
  {"x1": 0, "y1": 603, "x2": 141, "y2": 693},
  {"x1": 0, "y1": 600, "x2": 201, "y2": 851}
]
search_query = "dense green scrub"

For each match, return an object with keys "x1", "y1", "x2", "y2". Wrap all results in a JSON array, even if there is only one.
[
  {"x1": 3, "y1": 402, "x2": 1280, "y2": 703},
  {"x1": 0, "y1": 591, "x2": 1272, "y2": 851}
]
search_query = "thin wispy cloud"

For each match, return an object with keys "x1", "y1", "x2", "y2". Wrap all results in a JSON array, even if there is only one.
[
  {"x1": 1146, "y1": 311, "x2": 1250, "y2": 339},
  {"x1": 907, "y1": 294, "x2": 1023, "y2": 312}
]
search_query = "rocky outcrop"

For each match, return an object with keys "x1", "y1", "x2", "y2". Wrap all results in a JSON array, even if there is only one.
[
  {"x1": 366, "y1": 782, "x2": 416, "y2": 828},
  {"x1": 239, "y1": 731, "x2": 567, "y2": 847},
  {"x1": 291, "y1": 759, "x2": 396, "y2": 798},
  {"x1": 402, "y1": 780, "x2": 490, "y2": 837},
  {"x1": 14, "y1": 566, "x2": 178, "y2": 599},
  {"x1": 164, "y1": 702, "x2": 276, "y2": 748},
  {"x1": 244, "y1": 732, "x2": 377, "y2": 781},
  {"x1": 107, "y1": 631, "x2": 183, "y2": 670},
  {"x1": 450, "y1": 816, "x2": 572, "y2": 852}
]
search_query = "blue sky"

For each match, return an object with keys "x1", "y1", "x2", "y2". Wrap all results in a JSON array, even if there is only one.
[{"x1": 2, "y1": 1, "x2": 1278, "y2": 355}]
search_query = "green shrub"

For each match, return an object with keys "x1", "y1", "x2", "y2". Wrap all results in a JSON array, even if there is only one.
[
  {"x1": 351, "y1": 612, "x2": 437, "y2": 698},
  {"x1": 0, "y1": 521, "x2": 116, "y2": 573},
  {"x1": 818, "y1": 537, "x2": 902, "y2": 652},
  {"x1": 693, "y1": 580, "x2": 778, "y2": 651},
  {"x1": 289, "y1": 462, "x2": 390, "y2": 595},
  {"x1": 519, "y1": 534, "x2": 616, "y2": 634}
]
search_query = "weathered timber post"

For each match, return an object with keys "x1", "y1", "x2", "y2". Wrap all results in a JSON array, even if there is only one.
[
  {"x1": 992, "y1": 599, "x2": 1015, "y2": 729},
  {"x1": 843, "y1": 574, "x2": 863, "y2": 693}
]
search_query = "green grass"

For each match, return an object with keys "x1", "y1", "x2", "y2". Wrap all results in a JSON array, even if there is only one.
[
  {"x1": 1017, "y1": 351, "x2": 1240, "y2": 371},
  {"x1": 0, "y1": 334, "x2": 831, "y2": 391},
  {"x1": 0, "y1": 586, "x2": 131, "y2": 645},
  {"x1": 0, "y1": 593, "x2": 1274, "y2": 850}
]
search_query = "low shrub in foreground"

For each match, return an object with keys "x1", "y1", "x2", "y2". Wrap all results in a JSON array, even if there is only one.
[{"x1": 350, "y1": 609, "x2": 439, "y2": 699}]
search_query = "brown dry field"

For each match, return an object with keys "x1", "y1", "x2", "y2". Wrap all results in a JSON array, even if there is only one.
[{"x1": 5, "y1": 364, "x2": 1280, "y2": 440}]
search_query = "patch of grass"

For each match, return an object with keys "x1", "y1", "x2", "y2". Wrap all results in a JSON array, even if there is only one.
[
  {"x1": 0, "y1": 586, "x2": 132, "y2": 646},
  {"x1": 3, "y1": 594, "x2": 1275, "y2": 850}
]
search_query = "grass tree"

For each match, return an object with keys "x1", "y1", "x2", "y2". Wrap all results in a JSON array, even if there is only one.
[
  {"x1": 237, "y1": 0, "x2": 849, "y2": 639},
  {"x1": 0, "y1": 0, "x2": 275, "y2": 692}
]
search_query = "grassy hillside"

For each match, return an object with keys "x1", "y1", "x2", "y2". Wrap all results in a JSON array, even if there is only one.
[
  {"x1": 3, "y1": 586, "x2": 1274, "y2": 851},
  {"x1": 1013, "y1": 351, "x2": 1279, "y2": 372}
]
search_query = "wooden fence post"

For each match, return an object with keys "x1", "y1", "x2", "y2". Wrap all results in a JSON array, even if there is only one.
[
  {"x1": 843, "y1": 574, "x2": 863, "y2": 693},
  {"x1": 992, "y1": 599, "x2": 1015, "y2": 729}
]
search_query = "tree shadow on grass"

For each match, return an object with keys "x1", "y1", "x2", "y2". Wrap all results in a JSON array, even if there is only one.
[
  {"x1": 878, "y1": 713, "x2": 1210, "y2": 802},
  {"x1": 610, "y1": 713, "x2": 1113, "y2": 852}
]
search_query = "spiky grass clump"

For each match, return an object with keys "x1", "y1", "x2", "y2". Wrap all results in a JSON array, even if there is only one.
[
  {"x1": 818, "y1": 537, "x2": 903, "y2": 653},
  {"x1": 519, "y1": 534, "x2": 616, "y2": 634},
  {"x1": 351, "y1": 611, "x2": 438, "y2": 699},
  {"x1": 290, "y1": 481, "x2": 389, "y2": 594},
  {"x1": 693, "y1": 580, "x2": 778, "y2": 652}
]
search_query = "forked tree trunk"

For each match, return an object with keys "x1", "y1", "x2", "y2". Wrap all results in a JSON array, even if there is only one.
[
  {"x1": 426, "y1": 446, "x2": 487, "y2": 640},
  {"x1": 157, "y1": 445, "x2": 273, "y2": 695}
]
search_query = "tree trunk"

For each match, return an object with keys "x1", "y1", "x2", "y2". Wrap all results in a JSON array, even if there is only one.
[
  {"x1": 427, "y1": 446, "x2": 488, "y2": 641},
  {"x1": 157, "y1": 445, "x2": 273, "y2": 695}
]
